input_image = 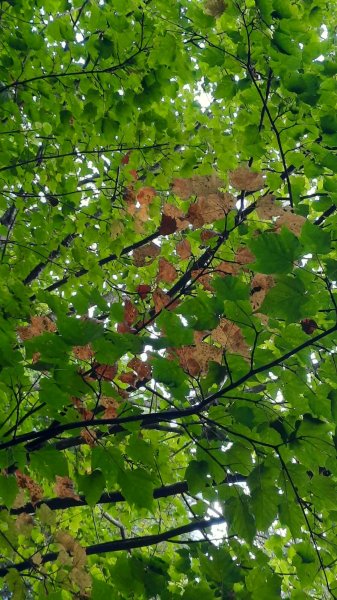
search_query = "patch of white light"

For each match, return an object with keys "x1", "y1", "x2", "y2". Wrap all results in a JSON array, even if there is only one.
[
  {"x1": 275, "y1": 390, "x2": 284, "y2": 404},
  {"x1": 321, "y1": 24, "x2": 328, "y2": 39},
  {"x1": 195, "y1": 82, "x2": 212, "y2": 110},
  {"x1": 269, "y1": 371, "x2": 278, "y2": 381},
  {"x1": 311, "y1": 351, "x2": 319, "y2": 365},
  {"x1": 76, "y1": 32, "x2": 84, "y2": 43}
]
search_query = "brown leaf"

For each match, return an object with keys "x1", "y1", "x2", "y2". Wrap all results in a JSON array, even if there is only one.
[
  {"x1": 73, "y1": 344, "x2": 94, "y2": 361},
  {"x1": 157, "y1": 258, "x2": 178, "y2": 283},
  {"x1": 200, "y1": 230, "x2": 218, "y2": 243},
  {"x1": 191, "y1": 269, "x2": 213, "y2": 291},
  {"x1": 172, "y1": 173, "x2": 224, "y2": 199},
  {"x1": 301, "y1": 318, "x2": 318, "y2": 335},
  {"x1": 99, "y1": 396, "x2": 119, "y2": 419},
  {"x1": 229, "y1": 167, "x2": 264, "y2": 192},
  {"x1": 124, "y1": 298, "x2": 138, "y2": 326},
  {"x1": 256, "y1": 194, "x2": 283, "y2": 220},
  {"x1": 119, "y1": 371, "x2": 138, "y2": 387},
  {"x1": 187, "y1": 193, "x2": 235, "y2": 227},
  {"x1": 54, "y1": 476, "x2": 79, "y2": 500},
  {"x1": 174, "y1": 343, "x2": 222, "y2": 376},
  {"x1": 136, "y1": 284, "x2": 151, "y2": 299},
  {"x1": 211, "y1": 319, "x2": 250, "y2": 359},
  {"x1": 136, "y1": 186, "x2": 156, "y2": 204},
  {"x1": 250, "y1": 274, "x2": 274, "y2": 311},
  {"x1": 215, "y1": 261, "x2": 239, "y2": 276},
  {"x1": 133, "y1": 242, "x2": 160, "y2": 267},
  {"x1": 163, "y1": 203, "x2": 189, "y2": 230},
  {"x1": 15, "y1": 470, "x2": 43, "y2": 505},
  {"x1": 80, "y1": 428, "x2": 97, "y2": 447},
  {"x1": 153, "y1": 288, "x2": 171, "y2": 312},
  {"x1": 275, "y1": 212, "x2": 306, "y2": 237},
  {"x1": 17, "y1": 316, "x2": 56, "y2": 341},
  {"x1": 176, "y1": 239, "x2": 191, "y2": 260},
  {"x1": 128, "y1": 357, "x2": 152, "y2": 380},
  {"x1": 159, "y1": 214, "x2": 177, "y2": 235},
  {"x1": 93, "y1": 363, "x2": 118, "y2": 381},
  {"x1": 235, "y1": 246, "x2": 255, "y2": 265}
]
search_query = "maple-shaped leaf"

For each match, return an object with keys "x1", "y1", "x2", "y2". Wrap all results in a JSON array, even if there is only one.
[
  {"x1": 172, "y1": 173, "x2": 224, "y2": 199},
  {"x1": 133, "y1": 242, "x2": 160, "y2": 267},
  {"x1": 157, "y1": 257, "x2": 178, "y2": 283},
  {"x1": 17, "y1": 316, "x2": 56, "y2": 341},
  {"x1": 229, "y1": 167, "x2": 264, "y2": 191},
  {"x1": 211, "y1": 318, "x2": 250, "y2": 359}
]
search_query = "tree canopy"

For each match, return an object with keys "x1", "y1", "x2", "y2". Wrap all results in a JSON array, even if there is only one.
[{"x1": 1, "y1": 0, "x2": 337, "y2": 597}]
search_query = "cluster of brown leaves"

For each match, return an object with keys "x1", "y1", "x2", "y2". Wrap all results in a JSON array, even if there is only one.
[
  {"x1": 56, "y1": 531, "x2": 91, "y2": 594},
  {"x1": 15, "y1": 470, "x2": 43, "y2": 505},
  {"x1": 17, "y1": 316, "x2": 56, "y2": 341},
  {"x1": 125, "y1": 186, "x2": 156, "y2": 230},
  {"x1": 99, "y1": 395, "x2": 119, "y2": 419},
  {"x1": 80, "y1": 428, "x2": 97, "y2": 447},
  {"x1": 119, "y1": 357, "x2": 152, "y2": 388}
]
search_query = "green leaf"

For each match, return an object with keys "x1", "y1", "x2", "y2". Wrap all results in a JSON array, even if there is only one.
[
  {"x1": 0, "y1": 475, "x2": 18, "y2": 508},
  {"x1": 249, "y1": 228, "x2": 301, "y2": 274},
  {"x1": 300, "y1": 220, "x2": 331, "y2": 254},
  {"x1": 77, "y1": 469, "x2": 105, "y2": 507},
  {"x1": 185, "y1": 460, "x2": 209, "y2": 495},
  {"x1": 118, "y1": 468, "x2": 154, "y2": 510},
  {"x1": 260, "y1": 274, "x2": 312, "y2": 322},
  {"x1": 57, "y1": 316, "x2": 104, "y2": 345}
]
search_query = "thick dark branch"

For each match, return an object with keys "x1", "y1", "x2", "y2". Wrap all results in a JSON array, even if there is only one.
[
  {"x1": 4, "y1": 474, "x2": 245, "y2": 515},
  {"x1": 0, "y1": 516, "x2": 227, "y2": 576}
]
